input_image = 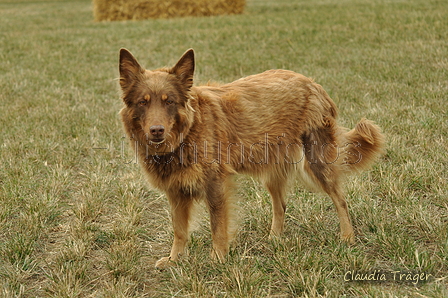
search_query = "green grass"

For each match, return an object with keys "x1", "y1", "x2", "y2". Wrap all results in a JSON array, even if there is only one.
[{"x1": 1, "y1": 0, "x2": 447, "y2": 296}]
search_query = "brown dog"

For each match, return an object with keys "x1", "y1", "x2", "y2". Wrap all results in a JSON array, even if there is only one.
[{"x1": 119, "y1": 49, "x2": 384, "y2": 268}]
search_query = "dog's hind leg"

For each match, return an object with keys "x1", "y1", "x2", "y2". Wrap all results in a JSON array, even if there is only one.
[
  {"x1": 326, "y1": 185, "x2": 355, "y2": 244},
  {"x1": 155, "y1": 189, "x2": 194, "y2": 269},
  {"x1": 302, "y1": 127, "x2": 355, "y2": 244},
  {"x1": 264, "y1": 176, "x2": 287, "y2": 237},
  {"x1": 304, "y1": 164, "x2": 355, "y2": 244},
  {"x1": 305, "y1": 165, "x2": 355, "y2": 244}
]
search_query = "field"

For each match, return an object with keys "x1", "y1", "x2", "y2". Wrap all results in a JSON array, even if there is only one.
[{"x1": 0, "y1": 0, "x2": 447, "y2": 296}]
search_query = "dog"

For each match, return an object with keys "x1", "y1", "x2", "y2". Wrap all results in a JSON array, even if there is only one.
[{"x1": 118, "y1": 48, "x2": 384, "y2": 268}]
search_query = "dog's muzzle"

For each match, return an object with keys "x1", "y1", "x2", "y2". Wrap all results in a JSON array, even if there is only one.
[{"x1": 149, "y1": 125, "x2": 166, "y2": 145}]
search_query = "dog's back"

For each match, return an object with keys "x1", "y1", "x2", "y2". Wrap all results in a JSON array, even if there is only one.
[{"x1": 192, "y1": 69, "x2": 383, "y2": 186}]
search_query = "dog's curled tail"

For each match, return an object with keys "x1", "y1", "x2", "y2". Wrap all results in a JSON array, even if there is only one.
[{"x1": 339, "y1": 118, "x2": 385, "y2": 174}]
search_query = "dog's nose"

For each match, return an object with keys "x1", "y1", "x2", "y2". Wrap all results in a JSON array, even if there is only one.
[{"x1": 150, "y1": 125, "x2": 165, "y2": 137}]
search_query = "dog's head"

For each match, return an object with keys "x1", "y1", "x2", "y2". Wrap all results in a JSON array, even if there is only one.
[{"x1": 119, "y1": 49, "x2": 195, "y2": 155}]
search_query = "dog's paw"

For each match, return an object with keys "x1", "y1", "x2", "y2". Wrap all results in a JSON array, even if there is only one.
[
  {"x1": 155, "y1": 257, "x2": 175, "y2": 269},
  {"x1": 341, "y1": 233, "x2": 355, "y2": 245},
  {"x1": 210, "y1": 249, "x2": 227, "y2": 264},
  {"x1": 269, "y1": 223, "x2": 284, "y2": 238},
  {"x1": 268, "y1": 230, "x2": 283, "y2": 241}
]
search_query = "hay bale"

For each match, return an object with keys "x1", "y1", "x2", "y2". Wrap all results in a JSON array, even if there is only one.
[{"x1": 93, "y1": 0, "x2": 246, "y2": 21}]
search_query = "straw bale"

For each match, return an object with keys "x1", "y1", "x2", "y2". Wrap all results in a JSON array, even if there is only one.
[{"x1": 93, "y1": 0, "x2": 245, "y2": 21}]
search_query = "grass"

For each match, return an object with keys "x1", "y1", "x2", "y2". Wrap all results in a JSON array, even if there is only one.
[{"x1": 0, "y1": 0, "x2": 447, "y2": 296}]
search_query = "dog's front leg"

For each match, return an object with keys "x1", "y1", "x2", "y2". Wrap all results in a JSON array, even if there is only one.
[
  {"x1": 155, "y1": 189, "x2": 194, "y2": 269},
  {"x1": 206, "y1": 176, "x2": 234, "y2": 262}
]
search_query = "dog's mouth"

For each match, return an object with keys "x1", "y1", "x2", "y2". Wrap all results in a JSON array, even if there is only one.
[
  {"x1": 149, "y1": 139, "x2": 174, "y2": 156},
  {"x1": 146, "y1": 137, "x2": 174, "y2": 157},
  {"x1": 150, "y1": 139, "x2": 165, "y2": 145}
]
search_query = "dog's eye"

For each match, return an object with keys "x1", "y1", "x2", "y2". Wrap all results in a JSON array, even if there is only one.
[
  {"x1": 138, "y1": 100, "x2": 147, "y2": 106},
  {"x1": 166, "y1": 99, "x2": 174, "y2": 105}
]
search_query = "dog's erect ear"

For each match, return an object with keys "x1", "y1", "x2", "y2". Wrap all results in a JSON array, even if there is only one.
[
  {"x1": 171, "y1": 49, "x2": 195, "y2": 90},
  {"x1": 119, "y1": 48, "x2": 144, "y2": 89}
]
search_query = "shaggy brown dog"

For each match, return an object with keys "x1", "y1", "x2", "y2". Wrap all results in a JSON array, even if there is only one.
[{"x1": 119, "y1": 49, "x2": 384, "y2": 268}]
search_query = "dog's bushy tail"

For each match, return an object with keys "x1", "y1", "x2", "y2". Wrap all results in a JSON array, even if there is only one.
[{"x1": 339, "y1": 118, "x2": 385, "y2": 175}]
